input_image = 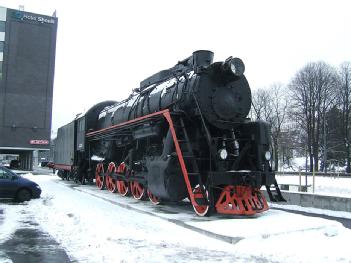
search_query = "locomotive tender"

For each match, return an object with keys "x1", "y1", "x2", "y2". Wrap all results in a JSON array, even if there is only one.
[{"x1": 54, "y1": 50, "x2": 284, "y2": 216}]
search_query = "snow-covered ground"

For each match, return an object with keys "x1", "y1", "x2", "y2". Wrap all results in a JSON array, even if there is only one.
[
  {"x1": 1, "y1": 174, "x2": 351, "y2": 262},
  {"x1": 276, "y1": 175, "x2": 351, "y2": 198},
  {"x1": 281, "y1": 157, "x2": 347, "y2": 173}
]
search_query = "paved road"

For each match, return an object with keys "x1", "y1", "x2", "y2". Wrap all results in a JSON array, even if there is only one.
[
  {"x1": 0, "y1": 227, "x2": 71, "y2": 263},
  {"x1": 0, "y1": 203, "x2": 71, "y2": 263}
]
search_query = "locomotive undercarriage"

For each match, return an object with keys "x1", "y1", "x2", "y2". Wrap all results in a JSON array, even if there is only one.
[{"x1": 85, "y1": 109, "x2": 282, "y2": 216}]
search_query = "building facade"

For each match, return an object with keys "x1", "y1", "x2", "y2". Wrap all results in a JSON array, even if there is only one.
[{"x1": 0, "y1": 6, "x2": 57, "y2": 170}]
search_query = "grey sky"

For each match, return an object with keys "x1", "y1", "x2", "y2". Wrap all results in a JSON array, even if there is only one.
[{"x1": 0, "y1": 0, "x2": 350, "y2": 134}]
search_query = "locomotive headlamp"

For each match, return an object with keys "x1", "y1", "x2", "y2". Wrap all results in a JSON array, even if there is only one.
[
  {"x1": 218, "y1": 148, "x2": 228, "y2": 160},
  {"x1": 223, "y1": 57, "x2": 245, "y2": 77},
  {"x1": 264, "y1": 151, "x2": 271, "y2": 161},
  {"x1": 229, "y1": 57, "x2": 245, "y2": 76}
]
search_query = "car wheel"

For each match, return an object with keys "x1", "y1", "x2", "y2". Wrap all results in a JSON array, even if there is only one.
[{"x1": 16, "y1": 189, "x2": 32, "y2": 202}]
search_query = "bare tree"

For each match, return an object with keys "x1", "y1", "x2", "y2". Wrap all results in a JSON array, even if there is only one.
[
  {"x1": 251, "y1": 84, "x2": 288, "y2": 171},
  {"x1": 289, "y1": 62, "x2": 338, "y2": 172},
  {"x1": 338, "y1": 62, "x2": 351, "y2": 172},
  {"x1": 251, "y1": 88, "x2": 272, "y2": 121}
]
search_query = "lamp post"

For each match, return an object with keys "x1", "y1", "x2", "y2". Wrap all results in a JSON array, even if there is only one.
[
  {"x1": 305, "y1": 144, "x2": 308, "y2": 188},
  {"x1": 323, "y1": 111, "x2": 327, "y2": 174},
  {"x1": 346, "y1": 137, "x2": 351, "y2": 174}
]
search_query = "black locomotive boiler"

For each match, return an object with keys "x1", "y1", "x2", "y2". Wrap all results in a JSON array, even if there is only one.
[{"x1": 54, "y1": 50, "x2": 284, "y2": 216}]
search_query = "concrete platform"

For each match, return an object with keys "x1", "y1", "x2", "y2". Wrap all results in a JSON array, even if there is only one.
[
  {"x1": 55, "y1": 179, "x2": 342, "y2": 245},
  {"x1": 263, "y1": 190, "x2": 351, "y2": 212}
]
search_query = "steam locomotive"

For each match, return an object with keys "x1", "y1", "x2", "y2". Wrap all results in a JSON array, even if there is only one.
[{"x1": 54, "y1": 50, "x2": 284, "y2": 216}]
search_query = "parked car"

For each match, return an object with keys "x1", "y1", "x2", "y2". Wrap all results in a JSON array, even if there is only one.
[
  {"x1": 9, "y1": 160, "x2": 20, "y2": 169},
  {"x1": 40, "y1": 161, "x2": 49, "y2": 167},
  {"x1": 0, "y1": 166, "x2": 41, "y2": 202},
  {"x1": 47, "y1": 162, "x2": 54, "y2": 168}
]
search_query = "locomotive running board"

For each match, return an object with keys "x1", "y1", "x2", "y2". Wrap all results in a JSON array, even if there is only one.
[{"x1": 86, "y1": 109, "x2": 197, "y2": 205}]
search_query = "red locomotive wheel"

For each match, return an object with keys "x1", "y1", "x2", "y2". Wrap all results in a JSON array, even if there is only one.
[
  {"x1": 95, "y1": 163, "x2": 105, "y2": 190},
  {"x1": 106, "y1": 162, "x2": 117, "y2": 193},
  {"x1": 116, "y1": 162, "x2": 129, "y2": 196},
  {"x1": 192, "y1": 185, "x2": 210, "y2": 217},
  {"x1": 117, "y1": 181, "x2": 129, "y2": 196},
  {"x1": 147, "y1": 190, "x2": 161, "y2": 205},
  {"x1": 106, "y1": 175, "x2": 116, "y2": 192},
  {"x1": 130, "y1": 181, "x2": 146, "y2": 200}
]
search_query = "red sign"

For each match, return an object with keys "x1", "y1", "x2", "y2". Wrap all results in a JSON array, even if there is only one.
[{"x1": 29, "y1": 140, "x2": 49, "y2": 145}]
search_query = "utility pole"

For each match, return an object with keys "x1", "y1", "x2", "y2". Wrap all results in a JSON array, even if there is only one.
[
  {"x1": 346, "y1": 71, "x2": 350, "y2": 174},
  {"x1": 347, "y1": 128, "x2": 351, "y2": 174},
  {"x1": 323, "y1": 112, "x2": 327, "y2": 174},
  {"x1": 305, "y1": 144, "x2": 308, "y2": 188},
  {"x1": 347, "y1": 138, "x2": 351, "y2": 174}
]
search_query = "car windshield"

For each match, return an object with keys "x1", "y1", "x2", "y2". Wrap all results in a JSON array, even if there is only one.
[{"x1": 0, "y1": 166, "x2": 21, "y2": 177}]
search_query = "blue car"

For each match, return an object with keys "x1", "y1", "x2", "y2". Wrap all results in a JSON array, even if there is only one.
[{"x1": 0, "y1": 166, "x2": 41, "y2": 202}]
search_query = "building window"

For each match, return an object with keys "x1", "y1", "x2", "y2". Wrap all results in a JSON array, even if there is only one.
[
  {"x1": 0, "y1": 61, "x2": 2, "y2": 79},
  {"x1": 0, "y1": 21, "x2": 5, "y2": 32},
  {"x1": 0, "y1": 41, "x2": 3, "y2": 52}
]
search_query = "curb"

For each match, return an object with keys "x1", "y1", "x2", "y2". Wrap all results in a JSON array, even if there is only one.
[{"x1": 263, "y1": 190, "x2": 351, "y2": 212}]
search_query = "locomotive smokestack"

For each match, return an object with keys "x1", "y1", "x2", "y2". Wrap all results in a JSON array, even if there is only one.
[
  {"x1": 222, "y1": 57, "x2": 245, "y2": 77},
  {"x1": 192, "y1": 50, "x2": 214, "y2": 72}
]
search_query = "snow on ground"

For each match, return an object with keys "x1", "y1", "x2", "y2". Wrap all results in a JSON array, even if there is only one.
[
  {"x1": 281, "y1": 157, "x2": 347, "y2": 173},
  {"x1": 1, "y1": 175, "x2": 260, "y2": 263},
  {"x1": 276, "y1": 175, "x2": 351, "y2": 198},
  {"x1": 281, "y1": 157, "x2": 318, "y2": 172},
  {"x1": 1, "y1": 174, "x2": 351, "y2": 262}
]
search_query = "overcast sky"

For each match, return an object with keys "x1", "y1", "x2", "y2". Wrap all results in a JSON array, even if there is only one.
[{"x1": 0, "y1": 0, "x2": 350, "y2": 134}]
